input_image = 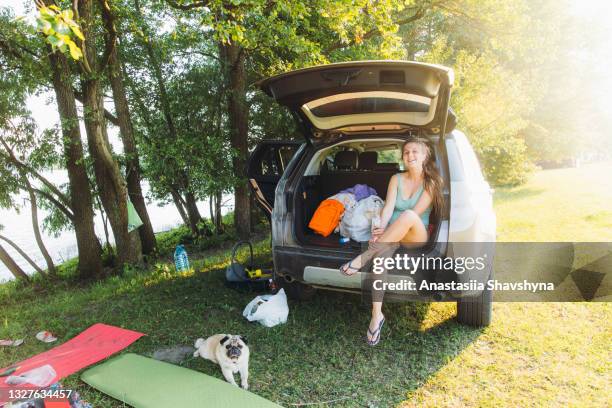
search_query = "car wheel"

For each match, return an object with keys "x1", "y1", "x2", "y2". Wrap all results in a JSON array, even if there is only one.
[
  {"x1": 277, "y1": 279, "x2": 316, "y2": 301},
  {"x1": 456, "y1": 270, "x2": 493, "y2": 327}
]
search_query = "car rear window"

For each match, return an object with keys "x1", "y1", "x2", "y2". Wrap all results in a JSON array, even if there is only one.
[
  {"x1": 377, "y1": 147, "x2": 401, "y2": 164},
  {"x1": 310, "y1": 97, "x2": 430, "y2": 117}
]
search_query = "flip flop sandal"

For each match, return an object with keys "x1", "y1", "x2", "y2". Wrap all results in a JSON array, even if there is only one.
[
  {"x1": 367, "y1": 317, "x2": 385, "y2": 346},
  {"x1": 340, "y1": 260, "x2": 359, "y2": 276},
  {"x1": 35, "y1": 331, "x2": 57, "y2": 343},
  {"x1": 0, "y1": 339, "x2": 24, "y2": 347}
]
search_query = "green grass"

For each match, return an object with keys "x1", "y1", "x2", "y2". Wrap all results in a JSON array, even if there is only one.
[
  {"x1": 1, "y1": 163, "x2": 611, "y2": 407},
  {"x1": 494, "y1": 162, "x2": 612, "y2": 241}
]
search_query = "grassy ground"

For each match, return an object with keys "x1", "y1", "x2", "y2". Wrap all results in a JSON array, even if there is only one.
[
  {"x1": 494, "y1": 162, "x2": 612, "y2": 241},
  {"x1": 1, "y1": 163, "x2": 611, "y2": 407}
]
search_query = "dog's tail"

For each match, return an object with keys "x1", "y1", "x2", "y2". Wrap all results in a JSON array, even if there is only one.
[{"x1": 193, "y1": 338, "x2": 205, "y2": 357}]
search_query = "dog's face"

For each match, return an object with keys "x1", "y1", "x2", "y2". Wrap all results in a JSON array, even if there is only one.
[{"x1": 220, "y1": 335, "x2": 248, "y2": 361}]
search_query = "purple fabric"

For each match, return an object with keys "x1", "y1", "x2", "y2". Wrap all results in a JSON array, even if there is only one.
[{"x1": 339, "y1": 184, "x2": 378, "y2": 201}]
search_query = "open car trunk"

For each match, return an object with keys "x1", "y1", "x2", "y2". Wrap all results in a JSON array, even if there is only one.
[
  {"x1": 250, "y1": 60, "x2": 456, "y2": 254},
  {"x1": 293, "y1": 142, "x2": 442, "y2": 251}
]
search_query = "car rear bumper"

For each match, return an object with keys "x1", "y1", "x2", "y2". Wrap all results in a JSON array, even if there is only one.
[{"x1": 272, "y1": 244, "x2": 492, "y2": 300}]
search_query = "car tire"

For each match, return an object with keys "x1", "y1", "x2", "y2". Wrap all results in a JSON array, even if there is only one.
[
  {"x1": 456, "y1": 270, "x2": 493, "y2": 327},
  {"x1": 277, "y1": 279, "x2": 316, "y2": 301}
]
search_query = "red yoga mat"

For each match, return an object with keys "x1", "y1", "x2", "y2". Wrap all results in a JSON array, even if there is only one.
[{"x1": 0, "y1": 323, "x2": 144, "y2": 405}]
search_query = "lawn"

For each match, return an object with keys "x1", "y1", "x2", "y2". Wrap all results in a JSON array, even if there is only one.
[
  {"x1": 1, "y1": 163, "x2": 610, "y2": 407},
  {"x1": 494, "y1": 162, "x2": 612, "y2": 242}
]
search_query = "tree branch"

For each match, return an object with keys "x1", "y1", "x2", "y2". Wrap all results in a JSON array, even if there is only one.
[
  {"x1": 98, "y1": 0, "x2": 117, "y2": 72},
  {"x1": 0, "y1": 140, "x2": 72, "y2": 208},
  {"x1": 165, "y1": 0, "x2": 210, "y2": 11},
  {"x1": 31, "y1": 187, "x2": 75, "y2": 221},
  {"x1": 324, "y1": 6, "x2": 428, "y2": 54},
  {"x1": 0, "y1": 33, "x2": 120, "y2": 125},
  {"x1": 73, "y1": 90, "x2": 119, "y2": 125},
  {"x1": 0, "y1": 234, "x2": 44, "y2": 275}
]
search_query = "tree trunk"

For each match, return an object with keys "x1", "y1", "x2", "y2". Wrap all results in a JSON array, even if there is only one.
[
  {"x1": 47, "y1": 51, "x2": 103, "y2": 279},
  {"x1": 95, "y1": 194, "x2": 112, "y2": 252},
  {"x1": 22, "y1": 174, "x2": 56, "y2": 276},
  {"x1": 209, "y1": 195, "x2": 214, "y2": 230},
  {"x1": 79, "y1": 0, "x2": 141, "y2": 268},
  {"x1": 0, "y1": 234, "x2": 44, "y2": 275},
  {"x1": 0, "y1": 243, "x2": 30, "y2": 282},
  {"x1": 108, "y1": 45, "x2": 157, "y2": 255},
  {"x1": 219, "y1": 42, "x2": 250, "y2": 239},
  {"x1": 215, "y1": 190, "x2": 223, "y2": 234},
  {"x1": 170, "y1": 187, "x2": 189, "y2": 227},
  {"x1": 184, "y1": 190, "x2": 204, "y2": 235},
  {"x1": 81, "y1": 79, "x2": 141, "y2": 267}
]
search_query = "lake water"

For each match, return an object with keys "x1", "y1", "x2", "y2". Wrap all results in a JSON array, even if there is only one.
[{"x1": 0, "y1": 173, "x2": 234, "y2": 282}]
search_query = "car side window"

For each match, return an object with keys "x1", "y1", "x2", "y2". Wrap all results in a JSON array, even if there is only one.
[
  {"x1": 278, "y1": 145, "x2": 297, "y2": 170},
  {"x1": 446, "y1": 139, "x2": 465, "y2": 182},
  {"x1": 457, "y1": 137, "x2": 485, "y2": 182},
  {"x1": 259, "y1": 148, "x2": 281, "y2": 176},
  {"x1": 259, "y1": 145, "x2": 299, "y2": 177}
]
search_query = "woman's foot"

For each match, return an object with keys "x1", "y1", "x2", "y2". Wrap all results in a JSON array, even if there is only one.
[
  {"x1": 340, "y1": 255, "x2": 363, "y2": 276},
  {"x1": 366, "y1": 313, "x2": 385, "y2": 346}
]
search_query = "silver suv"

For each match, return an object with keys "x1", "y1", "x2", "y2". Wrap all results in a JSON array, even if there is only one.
[{"x1": 248, "y1": 61, "x2": 496, "y2": 326}]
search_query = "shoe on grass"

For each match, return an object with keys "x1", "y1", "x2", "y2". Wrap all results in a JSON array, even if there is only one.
[
  {"x1": 36, "y1": 331, "x2": 57, "y2": 343},
  {"x1": 0, "y1": 339, "x2": 24, "y2": 347}
]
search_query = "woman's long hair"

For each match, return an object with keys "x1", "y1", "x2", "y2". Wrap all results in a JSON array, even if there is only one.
[{"x1": 402, "y1": 137, "x2": 445, "y2": 220}]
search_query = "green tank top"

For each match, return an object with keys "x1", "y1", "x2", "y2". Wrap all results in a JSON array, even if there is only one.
[{"x1": 389, "y1": 173, "x2": 431, "y2": 228}]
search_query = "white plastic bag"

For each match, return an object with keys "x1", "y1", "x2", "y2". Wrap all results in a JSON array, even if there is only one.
[
  {"x1": 242, "y1": 288, "x2": 289, "y2": 327},
  {"x1": 340, "y1": 195, "x2": 384, "y2": 242},
  {"x1": 330, "y1": 193, "x2": 357, "y2": 233},
  {"x1": 329, "y1": 192, "x2": 357, "y2": 212},
  {"x1": 5, "y1": 364, "x2": 57, "y2": 387}
]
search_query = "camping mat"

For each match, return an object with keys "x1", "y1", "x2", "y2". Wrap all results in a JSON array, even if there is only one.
[
  {"x1": 80, "y1": 353, "x2": 282, "y2": 408},
  {"x1": 0, "y1": 324, "x2": 144, "y2": 405}
]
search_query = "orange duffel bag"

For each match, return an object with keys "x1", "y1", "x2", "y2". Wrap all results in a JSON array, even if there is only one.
[{"x1": 308, "y1": 199, "x2": 345, "y2": 237}]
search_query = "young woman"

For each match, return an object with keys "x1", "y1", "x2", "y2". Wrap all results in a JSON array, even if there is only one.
[{"x1": 340, "y1": 136, "x2": 444, "y2": 345}]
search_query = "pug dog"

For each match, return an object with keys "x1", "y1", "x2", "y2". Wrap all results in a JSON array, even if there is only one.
[{"x1": 193, "y1": 334, "x2": 249, "y2": 389}]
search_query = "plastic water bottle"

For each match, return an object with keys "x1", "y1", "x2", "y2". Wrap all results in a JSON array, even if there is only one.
[{"x1": 174, "y1": 244, "x2": 190, "y2": 272}]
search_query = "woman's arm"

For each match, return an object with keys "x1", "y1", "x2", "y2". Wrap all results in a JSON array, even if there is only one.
[
  {"x1": 412, "y1": 189, "x2": 432, "y2": 216},
  {"x1": 370, "y1": 175, "x2": 398, "y2": 242},
  {"x1": 379, "y1": 174, "x2": 397, "y2": 229}
]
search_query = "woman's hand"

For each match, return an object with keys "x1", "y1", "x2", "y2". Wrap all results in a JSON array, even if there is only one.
[{"x1": 369, "y1": 227, "x2": 384, "y2": 243}]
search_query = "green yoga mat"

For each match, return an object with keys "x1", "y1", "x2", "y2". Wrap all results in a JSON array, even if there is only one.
[{"x1": 81, "y1": 353, "x2": 282, "y2": 408}]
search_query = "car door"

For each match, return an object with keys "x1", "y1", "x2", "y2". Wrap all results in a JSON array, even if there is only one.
[
  {"x1": 247, "y1": 140, "x2": 302, "y2": 218},
  {"x1": 256, "y1": 60, "x2": 455, "y2": 145}
]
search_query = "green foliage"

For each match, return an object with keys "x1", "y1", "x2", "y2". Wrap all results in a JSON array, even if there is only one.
[
  {"x1": 35, "y1": 4, "x2": 84, "y2": 60},
  {"x1": 39, "y1": 184, "x2": 74, "y2": 237},
  {"x1": 155, "y1": 225, "x2": 194, "y2": 256},
  {"x1": 409, "y1": 0, "x2": 562, "y2": 185},
  {"x1": 476, "y1": 136, "x2": 535, "y2": 186},
  {"x1": 155, "y1": 212, "x2": 239, "y2": 257}
]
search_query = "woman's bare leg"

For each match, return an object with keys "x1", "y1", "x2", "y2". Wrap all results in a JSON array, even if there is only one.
[
  {"x1": 367, "y1": 213, "x2": 427, "y2": 342},
  {"x1": 341, "y1": 210, "x2": 426, "y2": 274},
  {"x1": 343, "y1": 210, "x2": 427, "y2": 343},
  {"x1": 367, "y1": 301, "x2": 385, "y2": 342}
]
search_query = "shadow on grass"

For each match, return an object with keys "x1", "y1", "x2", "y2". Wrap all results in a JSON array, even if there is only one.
[
  {"x1": 493, "y1": 187, "x2": 545, "y2": 202},
  {"x1": 61, "y1": 267, "x2": 483, "y2": 407}
]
